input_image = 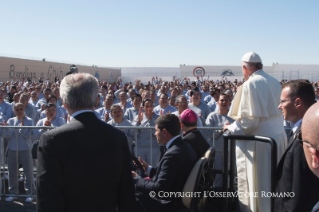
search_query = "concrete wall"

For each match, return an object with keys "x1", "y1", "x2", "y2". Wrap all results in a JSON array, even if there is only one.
[
  {"x1": 0, "y1": 57, "x2": 121, "y2": 82},
  {"x1": 272, "y1": 64, "x2": 319, "y2": 81},
  {"x1": 121, "y1": 67, "x2": 180, "y2": 84}
]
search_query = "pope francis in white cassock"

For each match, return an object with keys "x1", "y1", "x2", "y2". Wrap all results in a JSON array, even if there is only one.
[{"x1": 225, "y1": 52, "x2": 287, "y2": 212}]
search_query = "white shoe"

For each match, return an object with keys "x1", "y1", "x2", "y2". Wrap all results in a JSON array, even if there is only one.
[
  {"x1": 25, "y1": 197, "x2": 33, "y2": 203},
  {"x1": 5, "y1": 197, "x2": 18, "y2": 202}
]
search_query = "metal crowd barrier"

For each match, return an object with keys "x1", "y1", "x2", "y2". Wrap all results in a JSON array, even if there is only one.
[
  {"x1": 0, "y1": 125, "x2": 285, "y2": 207},
  {"x1": 0, "y1": 125, "x2": 221, "y2": 200},
  {"x1": 0, "y1": 126, "x2": 54, "y2": 200},
  {"x1": 222, "y1": 132, "x2": 277, "y2": 212}
]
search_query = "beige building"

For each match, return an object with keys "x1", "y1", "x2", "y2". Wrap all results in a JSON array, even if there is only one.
[{"x1": 0, "y1": 56, "x2": 121, "y2": 82}]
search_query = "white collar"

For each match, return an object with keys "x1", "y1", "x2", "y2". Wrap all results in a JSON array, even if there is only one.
[
  {"x1": 250, "y1": 69, "x2": 263, "y2": 78},
  {"x1": 166, "y1": 135, "x2": 180, "y2": 149},
  {"x1": 292, "y1": 119, "x2": 302, "y2": 133},
  {"x1": 70, "y1": 110, "x2": 94, "y2": 121}
]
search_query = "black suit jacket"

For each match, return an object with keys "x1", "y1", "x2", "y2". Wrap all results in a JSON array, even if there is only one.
[
  {"x1": 36, "y1": 112, "x2": 136, "y2": 212},
  {"x1": 136, "y1": 136, "x2": 197, "y2": 212},
  {"x1": 182, "y1": 128, "x2": 210, "y2": 160},
  {"x1": 275, "y1": 124, "x2": 319, "y2": 212}
]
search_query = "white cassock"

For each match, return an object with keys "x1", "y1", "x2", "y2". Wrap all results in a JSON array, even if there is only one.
[{"x1": 227, "y1": 70, "x2": 287, "y2": 212}]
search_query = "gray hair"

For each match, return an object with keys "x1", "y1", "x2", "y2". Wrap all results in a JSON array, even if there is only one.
[
  {"x1": 242, "y1": 61, "x2": 263, "y2": 70},
  {"x1": 60, "y1": 73, "x2": 99, "y2": 111}
]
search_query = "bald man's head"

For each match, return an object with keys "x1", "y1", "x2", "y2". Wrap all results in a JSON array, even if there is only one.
[{"x1": 302, "y1": 102, "x2": 319, "y2": 178}]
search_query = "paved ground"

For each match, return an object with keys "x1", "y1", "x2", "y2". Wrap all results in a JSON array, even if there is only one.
[
  {"x1": 1, "y1": 179, "x2": 36, "y2": 212},
  {"x1": 0, "y1": 199, "x2": 36, "y2": 212}
]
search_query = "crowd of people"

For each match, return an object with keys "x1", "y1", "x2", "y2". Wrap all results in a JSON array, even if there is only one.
[{"x1": 0, "y1": 52, "x2": 319, "y2": 211}]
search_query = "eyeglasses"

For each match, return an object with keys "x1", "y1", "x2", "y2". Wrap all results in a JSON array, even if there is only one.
[
  {"x1": 297, "y1": 131, "x2": 319, "y2": 152},
  {"x1": 279, "y1": 99, "x2": 295, "y2": 105},
  {"x1": 15, "y1": 108, "x2": 24, "y2": 112}
]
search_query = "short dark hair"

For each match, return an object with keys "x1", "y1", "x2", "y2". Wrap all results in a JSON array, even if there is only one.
[
  {"x1": 160, "y1": 93, "x2": 168, "y2": 98},
  {"x1": 46, "y1": 94, "x2": 57, "y2": 103},
  {"x1": 101, "y1": 85, "x2": 108, "y2": 90},
  {"x1": 219, "y1": 93, "x2": 230, "y2": 101},
  {"x1": 142, "y1": 98, "x2": 153, "y2": 107},
  {"x1": 132, "y1": 94, "x2": 142, "y2": 101},
  {"x1": 210, "y1": 88, "x2": 220, "y2": 96},
  {"x1": 190, "y1": 88, "x2": 200, "y2": 97},
  {"x1": 282, "y1": 79, "x2": 316, "y2": 108},
  {"x1": 45, "y1": 103, "x2": 57, "y2": 109},
  {"x1": 155, "y1": 114, "x2": 180, "y2": 136},
  {"x1": 43, "y1": 87, "x2": 52, "y2": 93}
]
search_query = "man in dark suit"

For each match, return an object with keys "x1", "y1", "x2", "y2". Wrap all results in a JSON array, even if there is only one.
[
  {"x1": 180, "y1": 109, "x2": 210, "y2": 160},
  {"x1": 133, "y1": 114, "x2": 197, "y2": 212},
  {"x1": 36, "y1": 73, "x2": 136, "y2": 212},
  {"x1": 275, "y1": 79, "x2": 319, "y2": 211},
  {"x1": 301, "y1": 103, "x2": 319, "y2": 212}
]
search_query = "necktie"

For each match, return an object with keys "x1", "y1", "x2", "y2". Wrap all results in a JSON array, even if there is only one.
[{"x1": 287, "y1": 130, "x2": 294, "y2": 145}]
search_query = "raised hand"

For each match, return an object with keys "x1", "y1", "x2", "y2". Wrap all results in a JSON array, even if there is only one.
[
  {"x1": 138, "y1": 108, "x2": 143, "y2": 123},
  {"x1": 20, "y1": 119, "x2": 25, "y2": 126},
  {"x1": 44, "y1": 119, "x2": 52, "y2": 126},
  {"x1": 0, "y1": 120, "x2": 8, "y2": 126}
]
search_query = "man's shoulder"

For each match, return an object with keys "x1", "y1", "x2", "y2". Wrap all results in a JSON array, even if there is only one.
[
  {"x1": 45, "y1": 113, "x2": 118, "y2": 134},
  {"x1": 167, "y1": 105, "x2": 177, "y2": 111},
  {"x1": 169, "y1": 137, "x2": 196, "y2": 155},
  {"x1": 95, "y1": 107, "x2": 105, "y2": 113}
]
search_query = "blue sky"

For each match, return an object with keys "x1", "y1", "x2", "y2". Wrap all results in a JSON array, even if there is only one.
[{"x1": 1, "y1": 0, "x2": 318, "y2": 67}]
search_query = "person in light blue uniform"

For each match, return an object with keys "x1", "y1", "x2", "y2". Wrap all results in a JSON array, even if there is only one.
[
  {"x1": 124, "y1": 94, "x2": 142, "y2": 122},
  {"x1": 33, "y1": 103, "x2": 66, "y2": 141},
  {"x1": 2, "y1": 103, "x2": 35, "y2": 202},
  {"x1": 39, "y1": 95, "x2": 65, "y2": 120},
  {"x1": 188, "y1": 88, "x2": 211, "y2": 125},
  {"x1": 35, "y1": 88, "x2": 52, "y2": 113},
  {"x1": 205, "y1": 94, "x2": 234, "y2": 187},
  {"x1": 153, "y1": 93, "x2": 177, "y2": 115},
  {"x1": 19, "y1": 93, "x2": 36, "y2": 124},
  {"x1": 0, "y1": 89, "x2": 13, "y2": 121},
  {"x1": 107, "y1": 105, "x2": 135, "y2": 152},
  {"x1": 116, "y1": 91, "x2": 133, "y2": 117},
  {"x1": 0, "y1": 115, "x2": 4, "y2": 200},
  {"x1": 95, "y1": 94, "x2": 114, "y2": 122},
  {"x1": 132, "y1": 99, "x2": 160, "y2": 166}
]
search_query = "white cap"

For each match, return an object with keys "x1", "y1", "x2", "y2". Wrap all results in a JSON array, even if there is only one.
[{"x1": 242, "y1": 52, "x2": 262, "y2": 63}]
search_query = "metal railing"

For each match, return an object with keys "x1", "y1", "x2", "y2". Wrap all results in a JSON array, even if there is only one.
[
  {"x1": 0, "y1": 125, "x2": 287, "y2": 207},
  {"x1": 0, "y1": 125, "x2": 222, "y2": 199},
  {"x1": 0, "y1": 126, "x2": 55, "y2": 200},
  {"x1": 221, "y1": 133, "x2": 277, "y2": 212}
]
